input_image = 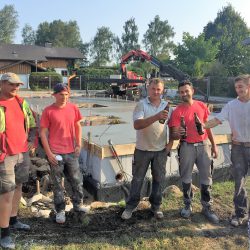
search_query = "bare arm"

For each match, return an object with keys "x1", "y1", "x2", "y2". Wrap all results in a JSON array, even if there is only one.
[
  {"x1": 134, "y1": 110, "x2": 169, "y2": 130},
  {"x1": 40, "y1": 127, "x2": 57, "y2": 165},
  {"x1": 206, "y1": 127, "x2": 218, "y2": 159},
  {"x1": 74, "y1": 121, "x2": 82, "y2": 156},
  {"x1": 204, "y1": 118, "x2": 221, "y2": 129}
]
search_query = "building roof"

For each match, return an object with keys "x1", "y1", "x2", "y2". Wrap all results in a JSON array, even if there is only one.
[{"x1": 0, "y1": 44, "x2": 84, "y2": 61}]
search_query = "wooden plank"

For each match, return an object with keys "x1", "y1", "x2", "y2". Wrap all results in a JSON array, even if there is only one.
[{"x1": 82, "y1": 134, "x2": 232, "y2": 159}]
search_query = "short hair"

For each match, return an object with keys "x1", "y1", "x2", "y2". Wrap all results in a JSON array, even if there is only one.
[
  {"x1": 178, "y1": 79, "x2": 192, "y2": 89},
  {"x1": 148, "y1": 78, "x2": 164, "y2": 86},
  {"x1": 234, "y1": 74, "x2": 250, "y2": 85}
]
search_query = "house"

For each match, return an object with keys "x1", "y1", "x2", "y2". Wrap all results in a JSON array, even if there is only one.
[{"x1": 0, "y1": 43, "x2": 84, "y2": 88}]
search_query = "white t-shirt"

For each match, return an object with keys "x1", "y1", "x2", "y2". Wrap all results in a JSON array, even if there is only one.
[
  {"x1": 133, "y1": 97, "x2": 172, "y2": 151},
  {"x1": 216, "y1": 98, "x2": 250, "y2": 142}
]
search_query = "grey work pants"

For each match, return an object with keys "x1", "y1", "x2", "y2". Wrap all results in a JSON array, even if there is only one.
[
  {"x1": 178, "y1": 141, "x2": 213, "y2": 207},
  {"x1": 126, "y1": 148, "x2": 168, "y2": 211},
  {"x1": 231, "y1": 144, "x2": 250, "y2": 217},
  {"x1": 50, "y1": 153, "x2": 84, "y2": 212}
]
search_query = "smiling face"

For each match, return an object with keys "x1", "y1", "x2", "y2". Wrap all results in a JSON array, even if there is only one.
[
  {"x1": 147, "y1": 79, "x2": 164, "y2": 102},
  {"x1": 178, "y1": 84, "x2": 194, "y2": 103},
  {"x1": 235, "y1": 79, "x2": 250, "y2": 101},
  {"x1": 0, "y1": 81, "x2": 22, "y2": 99},
  {"x1": 53, "y1": 90, "x2": 69, "y2": 107}
]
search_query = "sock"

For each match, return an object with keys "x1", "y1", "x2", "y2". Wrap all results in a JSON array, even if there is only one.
[
  {"x1": 1, "y1": 227, "x2": 10, "y2": 238},
  {"x1": 9, "y1": 216, "x2": 17, "y2": 225}
]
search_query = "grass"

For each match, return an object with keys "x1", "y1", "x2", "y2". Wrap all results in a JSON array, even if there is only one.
[{"x1": 15, "y1": 179, "x2": 249, "y2": 250}]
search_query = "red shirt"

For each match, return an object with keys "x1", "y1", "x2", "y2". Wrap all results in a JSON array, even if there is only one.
[
  {"x1": 168, "y1": 100, "x2": 209, "y2": 143},
  {"x1": 40, "y1": 102, "x2": 82, "y2": 154},
  {"x1": 0, "y1": 98, "x2": 28, "y2": 155}
]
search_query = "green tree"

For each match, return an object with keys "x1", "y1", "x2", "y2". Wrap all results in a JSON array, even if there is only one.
[
  {"x1": 142, "y1": 15, "x2": 175, "y2": 57},
  {"x1": 90, "y1": 26, "x2": 114, "y2": 66},
  {"x1": 22, "y1": 24, "x2": 36, "y2": 45},
  {"x1": 203, "y1": 4, "x2": 250, "y2": 76},
  {"x1": 0, "y1": 5, "x2": 18, "y2": 43},
  {"x1": 174, "y1": 33, "x2": 218, "y2": 77},
  {"x1": 35, "y1": 20, "x2": 82, "y2": 48}
]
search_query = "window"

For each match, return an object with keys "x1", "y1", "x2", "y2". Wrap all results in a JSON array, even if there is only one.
[{"x1": 61, "y1": 70, "x2": 68, "y2": 76}]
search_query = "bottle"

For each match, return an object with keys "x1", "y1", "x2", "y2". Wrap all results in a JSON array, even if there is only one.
[
  {"x1": 180, "y1": 116, "x2": 187, "y2": 139},
  {"x1": 159, "y1": 103, "x2": 170, "y2": 124},
  {"x1": 194, "y1": 112, "x2": 204, "y2": 135}
]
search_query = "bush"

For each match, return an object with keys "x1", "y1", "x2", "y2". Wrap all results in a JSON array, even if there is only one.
[{"x1": 29, "y1": 72, "x2": 63, "y2": 91}]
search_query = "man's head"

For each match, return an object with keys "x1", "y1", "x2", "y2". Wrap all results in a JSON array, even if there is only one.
[
  {"x1": 147, "y1": 78, "x2": 164, "y2": 101},
  {"x1": 53, "y1": 83, "x2": 70, "y2": 107},
  {"x1": 178, "y1": 79, "x2": 194, "y2": 103},
  {"x1": 0, "y1": 72, "x2": 24, "y2": 98},
  {"x1": 234, "y1": 74, "x2": 250, "y2": 100}
]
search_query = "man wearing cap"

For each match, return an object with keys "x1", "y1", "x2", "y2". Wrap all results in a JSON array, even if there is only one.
[
  {"x1": 40, "y1": 83, "x2": 87, "y2": 224},
  {"x1": 0, "y1": 72, "x2": 37, "y2": 249}
]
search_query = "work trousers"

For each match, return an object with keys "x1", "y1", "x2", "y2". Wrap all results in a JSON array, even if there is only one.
[
  {"x1": 126, "y1": 148, "x2": 168, "y2": 211},
  {"x1": 50, "y1": 153, "x2": 84, "y2": 212},
  {"x1": 231, "y1": 144, "x2": 250, "y2": 217}
]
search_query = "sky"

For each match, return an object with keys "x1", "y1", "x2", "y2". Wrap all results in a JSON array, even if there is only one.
[{"x1": 1, "y1": 0, "x2": 250, "y2": 46}]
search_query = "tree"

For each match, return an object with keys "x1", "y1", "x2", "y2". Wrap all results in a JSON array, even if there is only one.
[
  {"x1": 0, "y1": 5, "x2": 18, "y2": 44},
  {"x1": 142, "y1": 15, "x2": 175, "y2": 57},
  {"x1": 174, "y1": 33, "x2": 218, "y2": 77},
  {"x1": 203, "y1": 4, "x2": 250, "y2": 76},
  {"x1": 121, "y1": 17, "x2": 140, "y2": 54},
  {"x1": 22, "y1": 24, "x2": 36, "y2": 45},
  {"x1": 35, "y1": 20, "x2": 82, "y2": 48},
  {"x1": 90, "y1": 26, "x2": 114, "y2": 66}
]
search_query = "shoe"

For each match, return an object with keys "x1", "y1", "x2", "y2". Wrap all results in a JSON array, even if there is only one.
[
  {"x1": 0, "y1": 236, "x2": 15, "y2": 249},
  {"x1": 74, "y1": 205, "x2": 90, "y2": 213},
  {"x1": 56, "y1": 211, "x2": 66, "y2": 224},
  {"x1": 151, "y1": 209, "x2": 164, "y2": 219},
  {"x1": 202, "y1": 207, "x2": 219, "y2": 224},
  {"x1": 121, "y1": 208, "x2": 134, "y2": 220},
  {"x1": 180, "y1": 204, "x2": 192, "y2": 218},
  {"x1": 11, "y1": 220, "x2": 30, "y2": 231},
  {"x1": 231, "y1": 214, "x2": 248, "y2": 227}
]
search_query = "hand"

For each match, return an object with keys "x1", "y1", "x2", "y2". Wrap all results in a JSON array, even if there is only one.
[
  {"x1": 75, "y1": 145, "x2": 81, "y2": 157},
  {"x1": 178, "y1": 126, "x2": 186, "y2": 137},
  {"x1": 157, "y1": 110, "x2": 168, "y2": 121},
  {"x1": 28, "y1": 142, "x2": 35, "y2": 151},
  {"x1": 47, "y1": 153, "x2": 58, "y2": 166},
  {"x1": 211, "y1": 145, "x2": 218, "y2": 159},
  {"x1": 165, "y1": 143, "x2": 172, "y2": 157}
]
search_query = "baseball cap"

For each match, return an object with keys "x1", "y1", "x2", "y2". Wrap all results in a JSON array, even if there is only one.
[
  {"x1": 1, "y1": 72, "x2": 24, "y2": 85},
  {"x1": 53, "y1": 83, "x2": 69, "y2": 94}
]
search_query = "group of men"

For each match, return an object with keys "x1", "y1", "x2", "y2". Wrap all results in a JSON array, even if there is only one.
[{"x1": 0, "y1": 72, "x2": 249, "y2": 249}]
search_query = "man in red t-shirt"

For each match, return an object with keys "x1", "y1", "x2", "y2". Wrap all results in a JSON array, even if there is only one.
[
  {"x1": 40, "y1": 83, "x2": 88, "y2": 224},
  {"x1": 168, "y1": 80, "x2": 219, "y2": 224},
  {"x1": 0, "y1": 73, "x2": 37, "y2": 249}
]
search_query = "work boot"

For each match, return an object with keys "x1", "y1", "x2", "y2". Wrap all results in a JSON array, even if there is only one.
[
  {"x1": 121, "y1": 208, "x2": 134, "y2": 220},
  {"x1": 74, "y1": 204, "x2": 90, "y2": 213},
  {"x1": 0, "y1": 236, "x2": 15, "y2": 249},
  {"x1": 201, "y1": 206, "x2": 219, "y2": 224},
  {"x1": 151, "y1": 209, "x2": 164, "y2": 219},
  {"x1": 231, "y1": 214, "x2": 248, "y2": 227},
  {"x1": 180, "y1": 204, "x2": 192, "y2": 218},
  {"x1": 56, "y1": 211, "x2": 66, "y2": 224},
  {"x1": 11, "y1": 220, "x2": 30, "y2": 231}
]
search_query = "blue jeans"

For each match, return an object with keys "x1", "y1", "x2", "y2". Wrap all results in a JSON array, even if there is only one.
[
  {"x1": 126, "y1": 148, "x2": 168, "y2": 211},
  {"x1": 231, "y1": 144, "x2": 250, "y2": 217}
]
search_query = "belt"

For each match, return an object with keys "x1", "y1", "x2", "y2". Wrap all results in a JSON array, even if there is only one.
[
  {"x1": 181, "y1": 141, "x2": 204, "y2": 147},
  {"x1": 232, "y1": 141, "x2": 250, "y2": 147}
]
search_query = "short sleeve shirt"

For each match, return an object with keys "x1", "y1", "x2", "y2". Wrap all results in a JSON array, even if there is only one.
[
  {"x1": 133, "y1": 97, "x2": 172, "y2": 151},
  {"x1": 168, "y1": 100, "x2": 209, "y2": 143},
  {"x1": 40, "y1": 102, "x2": 82, "y2": 154}
]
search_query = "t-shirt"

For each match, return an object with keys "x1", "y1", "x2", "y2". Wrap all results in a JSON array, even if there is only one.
[
  {"x1": 0, "y1": 98, "x2": 28, "y2": 155},
  {"x1": 216, "y1": 98, "x2": 250, "y2": 142},
  {"x1": 168, "y1": 100, "x2": 209, "y2": 143},
  {"x1": 133, "y1": 97, "x2": 172, "y2": 151},
  {"x1": 40, "y1": 102, "x2": 82, "y2": 154}
]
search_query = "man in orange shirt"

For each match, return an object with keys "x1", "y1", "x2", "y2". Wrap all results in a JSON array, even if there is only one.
[
  {"x1": 40, "y1": 83, "x2": 87, "y2": 224},
  {"x1": 0, "y1": 73, "x2": 37, "y2": 249}
]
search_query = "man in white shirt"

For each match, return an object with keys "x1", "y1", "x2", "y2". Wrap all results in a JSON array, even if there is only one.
[{"x1": 204, "y1": 74, "x2": 250, "y2": 227}]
